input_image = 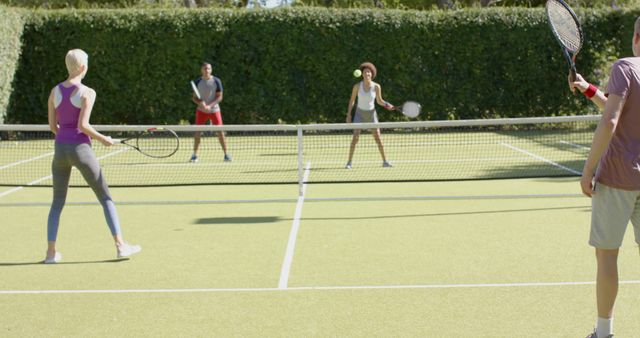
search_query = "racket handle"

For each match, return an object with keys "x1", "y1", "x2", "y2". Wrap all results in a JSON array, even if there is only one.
[
  {"x1": 112, "y1": 138, "x2": 123, "y2": 144},
  {"x1": 569, "y1": 67, "x2": 577, "y2": 83}
]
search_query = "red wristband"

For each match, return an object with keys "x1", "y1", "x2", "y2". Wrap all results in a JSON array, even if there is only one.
[{"x1": 583, "y1": 84, "x2": 597, "y2": 99}]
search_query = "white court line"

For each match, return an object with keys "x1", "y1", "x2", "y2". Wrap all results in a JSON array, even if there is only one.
[
  {"x1": 115, "y1": 157, "x2": 532, "y2": 169},
  {"x1": 0, "y1": 193, "x2": 586, "y2": 207},
  {"x1": 560, "y1": 140, "x2": 590, "y2": 150},
  {"x1": 0, "y1": 148, "x2": 130, "y2": 199},
  {"x1": 0, "y1": 175, "x2": 53, "y2": 198},
  {"x1": 278, "y1": 162, "x2": 311, "y2": 289},
  {"x1": 2, "y1": 280, "x2": 640, "y2": 295},
  {"x1": 499, "y1": 142, "x2": 581, "y2": 175},
  {"x1": 0, "y1": 151, "x2": 54, "y2": 171},
  {"x1": 307, "y1": 157, "x2": 530, "y2": 166}
]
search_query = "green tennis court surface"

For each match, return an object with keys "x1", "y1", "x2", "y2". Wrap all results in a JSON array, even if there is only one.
[{"x1": 1, "y1": 179, "x2": 639, "y2": 336}]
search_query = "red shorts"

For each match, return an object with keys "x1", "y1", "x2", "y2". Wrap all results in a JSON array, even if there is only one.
[{"x1": 195, "y1": 110, "x2": 223, "y2": 125}]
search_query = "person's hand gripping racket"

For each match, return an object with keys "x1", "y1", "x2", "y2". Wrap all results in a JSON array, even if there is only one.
[{"x1": 568, "y1": 72, "x2": 590, "y2": 94}]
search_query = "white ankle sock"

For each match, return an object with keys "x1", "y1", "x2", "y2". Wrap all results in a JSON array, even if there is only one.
[{"x1": 596, "y1": 317, "x2": 613, "y2": 337}]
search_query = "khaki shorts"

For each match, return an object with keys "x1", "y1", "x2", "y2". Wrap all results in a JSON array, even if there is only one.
[{"x1": 590, "y1": 183, "x2": 640, "y2": 249}]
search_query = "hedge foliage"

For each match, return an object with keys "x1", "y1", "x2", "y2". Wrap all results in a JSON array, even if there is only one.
[
  {"x1": 6, "y1": 7, "x2": 640, "y2": 124},
  {"x1": 3, "y1": 0, "x2": 637, "y2": 9},
  {"x1": 0, "y1": 0, "x2": 158, "y2": 9},
  {"x1": 0, "y1": 6, "x2": 25, "y2": 123}
]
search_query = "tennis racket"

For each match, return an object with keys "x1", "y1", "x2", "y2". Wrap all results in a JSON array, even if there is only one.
[
  {"x1": 546, "y1": 0, "x2": 583, "y2": 82},
  {"x1": 394, "y1": 101, "x2": 421, "y2": 118},
  {"x1": 113, "y1": 127, "x2": 179, "y2": 158},
  {"x1": 190, "y1": 80, "x2": 202, "y2": 101}
]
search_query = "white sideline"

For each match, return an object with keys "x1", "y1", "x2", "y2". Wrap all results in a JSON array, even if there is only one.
[
  {"x1": 0, "y1": 148, "x2": 130, "y2": 199},
  {"x1": 2, "y1": 280, "x2": 640, "y2": 295},
  {"x1": 500, "y1": 142, "x2": 581, "y2": 175},
  {"x1": 278, "y1": 162, "x2": 311, "y2": 289},
  {"x1": 0, "y1": 151, "x2": 54, "y2": 171}
]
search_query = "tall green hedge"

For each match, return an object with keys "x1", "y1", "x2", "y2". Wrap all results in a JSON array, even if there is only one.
[
  {"x1": 6, "y1": 7, "x2": 640, "y2": 124},
  {"x1": 0, "y1": 6, "x2": 25, "y2": 123}
]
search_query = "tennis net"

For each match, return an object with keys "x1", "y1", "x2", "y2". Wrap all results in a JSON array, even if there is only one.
[{"x1": 0, "y1": 115, "x2": 599, "y2": 188}]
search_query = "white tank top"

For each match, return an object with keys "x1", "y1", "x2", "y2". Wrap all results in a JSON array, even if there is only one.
[{"x1": 357, "y1": 82, "x2": 376, "y2": 110}]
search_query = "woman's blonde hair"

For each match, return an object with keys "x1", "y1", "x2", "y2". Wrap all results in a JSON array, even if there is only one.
[{"x1": 65, "y1": 49, "x2": 88, "y2": 75}]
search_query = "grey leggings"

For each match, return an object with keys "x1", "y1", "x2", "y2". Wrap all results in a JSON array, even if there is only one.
[{"x1": 47, "y1": 143, "x2": 121, "y2": 241}]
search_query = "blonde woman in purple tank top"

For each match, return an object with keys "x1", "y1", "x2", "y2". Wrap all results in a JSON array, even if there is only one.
[
  {"x1": 44, "y1": 49, "x2": 141, "y2": 264},
  {"x1": 569, "y1": 17, "x2": 640, "y2": 338}
]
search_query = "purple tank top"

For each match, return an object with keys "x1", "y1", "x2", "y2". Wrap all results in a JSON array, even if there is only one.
[{"x1": 55, "y1": 83, "x2": 91, "y2": 144}]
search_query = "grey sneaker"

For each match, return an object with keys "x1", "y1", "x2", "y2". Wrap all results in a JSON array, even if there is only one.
[
  {"x1": 383, "y1": 161, "x2": 393, "y2": 167},
  {"x1": 345, "y1": 162, "x2": 352, "y2": 169},
  {"x1": 224, "y1": 154, "x2": 232, "y2": 162},
  {"x1": 117, "y1": 242, "x2": 142, "y2": 258},
  {"x1": 189, "y1": 155, "x2": 199, "y2": 163},
  {"x1": 586, "y1": 331, "x2": 613, "y2": 338},
  {"x1": 44, "y1": 251, "x2": 62, "y2": 264}
]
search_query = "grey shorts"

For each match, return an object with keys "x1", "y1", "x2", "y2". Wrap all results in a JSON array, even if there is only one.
[
  {"x1": 590, "y1": 183, "x2": 640, "y2": 249},
  {"x1": 353, "y1": 108, "x2": 378, "y2": 123}
]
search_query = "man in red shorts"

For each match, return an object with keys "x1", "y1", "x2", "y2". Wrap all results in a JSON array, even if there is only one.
[{"x1": 190, "y1": 62, "x2": 230, "y2": 162}]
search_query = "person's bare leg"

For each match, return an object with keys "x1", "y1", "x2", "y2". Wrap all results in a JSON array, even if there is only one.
[
  {"x1": 372, "y1": 129, "x2": 388, "y2": 163},
  {"x1": 193, "y1": 131, "x2": 201, "y2": 156},
  {"x1": 347, "y1": 130, "x2": 361, "y2": 165},
  {"x1": 594, "y1": 248, "x2": 619, "y2": 337},
  {"x1": 217, "y1": 131, "x2": 228, "y2": 155}
]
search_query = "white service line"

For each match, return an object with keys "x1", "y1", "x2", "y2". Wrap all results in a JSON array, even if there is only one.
[
  {"x1": 499, "y1": 142, "x2": 581, "y2": 175},
  {"x1": 560, "y1": 140, "x2": 590, "y2": 150},
  {"x1": 2, "y1": 280, "x2": 640, "y2": 295},
  {"x1": 0, "y1": 148, "x2": 130, "y2": 199},
  {"x1": 278, "y1": 162, "x2": 311, "y2": 289},
  {"x1": 0, "y1": 151, "x2": 55, "y2": 171}
]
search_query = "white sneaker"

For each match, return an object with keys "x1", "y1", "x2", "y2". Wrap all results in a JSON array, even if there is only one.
[
  {"x1": 44, "y1": 252, "x2": 62, "y2": 264},
  {"x1": 117, "y1": 243, "x2": 142, "y2": 258},
  {"x1": 586, "y1": 331, "x2": 614, "y2": 338}
]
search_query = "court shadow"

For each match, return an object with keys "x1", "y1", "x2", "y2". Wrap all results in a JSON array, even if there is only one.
[
  {"x1": 0, "y1": 258, "x2": 129, "y2": 267},
  {"x1": 194, "y1": 216, "x2": 282, "y2": 225}
]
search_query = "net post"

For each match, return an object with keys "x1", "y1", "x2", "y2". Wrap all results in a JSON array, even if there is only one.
[{"x1": 297, "y1": 126, "x2": 304, "y2": 197}]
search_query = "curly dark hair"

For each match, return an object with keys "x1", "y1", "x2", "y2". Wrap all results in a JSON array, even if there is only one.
[{"x1": 359, "y1": 62, "x2": 377, "y2": 80}]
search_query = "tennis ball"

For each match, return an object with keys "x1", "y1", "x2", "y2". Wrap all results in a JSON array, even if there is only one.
[{"x1": 353, "y1": 69, "x2": 362, "y2": 78}]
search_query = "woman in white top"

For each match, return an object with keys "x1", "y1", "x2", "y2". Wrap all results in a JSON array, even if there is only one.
[{"x1": 345, "y1": 62, "x2": 393, "y2": 169}]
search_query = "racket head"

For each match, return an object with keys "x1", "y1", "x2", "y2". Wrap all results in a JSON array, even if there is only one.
[
  {"x1": 400, "y1": 101, "x2": 421, "y2": 118},
  {"x1": 546, "y1": 0, "x2": 583, "y2": 55},
  {"x1": 190, "y1": 81, "x2": 202, "y2": 101},
  {"x1": 134, "y1": 127, "x2": 180, "y2": 158}
]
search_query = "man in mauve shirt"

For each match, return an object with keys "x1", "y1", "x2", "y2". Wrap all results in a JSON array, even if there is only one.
[{"x1": 570, "y1": 16, "x2": 640, "y2": 338}]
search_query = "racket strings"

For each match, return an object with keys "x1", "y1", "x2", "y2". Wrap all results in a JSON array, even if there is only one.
[
  {"x1": 402, "y1": 102, "x2": 421, "y2": 118},
  {"x1": 136, "y1": 131, "x2": 179, "y2": 158},
  {"x1": 547, "y1": 1, "x2": 581, "y2": 52}
]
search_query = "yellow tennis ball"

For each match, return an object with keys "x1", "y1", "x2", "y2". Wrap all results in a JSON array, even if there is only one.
[{"x1": 353, "y1": 69, "x2": 362, "y2": 78}]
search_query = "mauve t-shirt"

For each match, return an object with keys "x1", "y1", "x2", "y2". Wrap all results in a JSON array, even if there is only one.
[{"x1": 596, "y1": 57, "x2": 640, "y2": 190}]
